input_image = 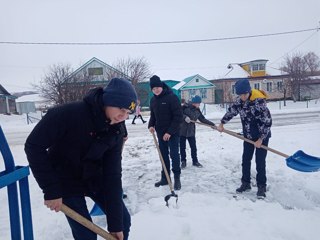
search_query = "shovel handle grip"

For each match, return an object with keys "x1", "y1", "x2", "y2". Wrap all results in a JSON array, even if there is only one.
[
  {"x1": 191, "y1": 120, "x2": 289, "y2": 158},
  {"x1": 60, "y1": 204, "x2": 116, "y2": 240}
]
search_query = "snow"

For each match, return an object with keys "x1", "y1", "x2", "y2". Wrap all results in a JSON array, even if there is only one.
[{"x1": 1, "y1": 100, "x2": 320, "y2": 240}]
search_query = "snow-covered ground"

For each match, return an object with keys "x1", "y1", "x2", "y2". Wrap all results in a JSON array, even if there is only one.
[{"x1": 1, "y1": 100, "x2": 320, "y2": 240}]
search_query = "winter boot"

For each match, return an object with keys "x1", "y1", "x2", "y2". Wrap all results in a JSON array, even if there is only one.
[
  {"x1": 181, "y1": 161, "x2": 187, "y2": 169},
  {"x1": 236, "y1": 181, "x2": 251, "y2": 193},
  {"x1": 154, "y1": 175, "x2": 169, "y2": 187},
  {"x1": 174, "y1": 174, "x2": 181, "y2": 190},
  {"x1": 193, "y1": 162, "x2": 203, "y2": 168},
  {"x1": 257, "y1": 185, "x2": 266, "y2": 199}
]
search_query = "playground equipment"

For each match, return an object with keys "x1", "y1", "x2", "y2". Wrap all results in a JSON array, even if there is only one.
[{"x1": 0, "y1": 125, "x2": 33, "y2": 239}]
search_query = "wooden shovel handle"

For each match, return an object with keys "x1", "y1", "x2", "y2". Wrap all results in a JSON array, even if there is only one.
[
  {"x1": 151, "y1": 131, "x2": 175, "y2": 191},
  {"x1": 60, "y1": 204, "x2": 116, "y2": 240},
  {"x1": 191, "y1": 120, "x2": 289, "y2": 158}
]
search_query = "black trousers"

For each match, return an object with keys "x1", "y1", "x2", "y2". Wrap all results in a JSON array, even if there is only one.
[
  {"x1": 180, "y1": 136, "x2": 198, "y2": 163},
  {"x1": 132, "y1": 114, "x2": 145, "y2": 123},
  {"x1": 63, "y1": 195, "x2": 130, "y2": 240},
  {"x1": 241, "y1": 137, "x2": 269, "y2": 186},
  {"x1": 157, "y1": 133, "x2": 181, "y2": 176}
]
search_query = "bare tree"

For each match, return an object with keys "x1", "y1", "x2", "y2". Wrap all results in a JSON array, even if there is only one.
[
  {"x1": 109, "y1": 57, "x2": 152, "y2": 88},
  {"x1": 34, "y1": 64, "x2": 73, "y2": 105},
  {"x1": 280, "y1": 52, "x2": 320, "y2": 101}
]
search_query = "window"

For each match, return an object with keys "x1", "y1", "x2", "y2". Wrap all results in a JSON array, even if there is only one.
[
  {"x1": 252, "y1": 64, "x2": 259, "y2": 71},
  {"x1": 277, "y1": 81, "x2": 283, "y2": 91},
  {"x1": 231, "y1": 85, "x2": 236, "y2": 94},
  {"x1": 259, "y1": 64, "x2": 265, "y2": 70},
  {"x1": 200, "y1": 88, "x2": 207, "y2": 98},
  {"x1": 254, "y1": 83, "x2": 260, "y2": 90},
  {"x1": 266, "y1": 82, "x2": 272, "y2": 92},
  {"x1": 188, "y1": 89, "x2": 196, "y2": 98},
  {"x1": 88, "y1": 67, "x2": 103, "y2": 76},
  {"x1": 195, "y1": 78, "x2": 199, "y2": 82}
]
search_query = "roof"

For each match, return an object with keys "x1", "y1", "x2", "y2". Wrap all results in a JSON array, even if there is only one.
[
  {"x1": 0, "y1": 84, "x2": 11, "y2": 96},
  {"x1": 68, "y1": 57, "x2": 130, "y2": 80},
  {"x1": 173, "y1": 74, "x2": 215, "y2": 90}
]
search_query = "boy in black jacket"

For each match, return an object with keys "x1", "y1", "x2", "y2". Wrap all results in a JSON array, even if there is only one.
[
  {"x1": 148, "y1": 75, "x2": 183, "y2": 190},
  {"x1": 25, "y1": 78, "x2": 137, "y2": 240},
  {"x1": 180, "y1": 95, "x2": 215, "y2": 168}
]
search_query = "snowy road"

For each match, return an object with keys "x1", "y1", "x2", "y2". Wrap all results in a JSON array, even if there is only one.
[{"x1": 2, "y1": 109, "x2": 320, "y2": 145}]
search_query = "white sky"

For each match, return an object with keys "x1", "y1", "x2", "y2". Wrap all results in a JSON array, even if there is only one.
[{"x1": 1, "y1": 0, "x2": 320, "y2": 92}]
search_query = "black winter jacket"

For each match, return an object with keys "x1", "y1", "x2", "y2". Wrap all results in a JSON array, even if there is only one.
[
  {"x1": 148, "y1": 83, "x2": 183, "y2": 136},
  {"x1": 25, "y1": 88, "x2": 125, "y2": 232},
  {"x1": 180, "y1": 103, "x2": 215, "y2": 137}
]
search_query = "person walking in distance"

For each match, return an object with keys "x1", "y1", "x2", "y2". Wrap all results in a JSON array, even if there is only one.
[
  {"x1": 217, "y1": 78, "x2": 272, "y2": 199},
  {"x1": 132, "y1": 99, "x2": 146, "y2": 124},
  {"x1": 25, "y1": 78, "x2": 137, "y2": 240},
  {"x1": 148, "y1": 75, "x2": 183, "y2": 190},
  {"x1": 180, "y1": 95, "x2": 215, "y2": 169}
]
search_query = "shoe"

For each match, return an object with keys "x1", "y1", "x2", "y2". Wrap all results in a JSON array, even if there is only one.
[
  {"x1": 174, "y1": 175, "x2": 181, "y2": 190},
  {"x1": 123, "y1": 193, "x2": 127, "y2": 199},
  {"x1": 154, "y1": 177, "x2": 168, "y2": 187},
  {"x1": 236, "y1": 182, "x2": 251, "y2": 193},
  {"x1": 143, "y1": 120, "x2": 147, "y2": 124},
  {"x1": 132, "y1": 122, "x2": 136, "y2": 124},
  {"x1": 192, "y1": 162, "x2": 203, "y2": 168},
  {"x1": 181, "y1": 161, "x2": 186, "y2": 169},
  {"x1": 257, "y1": 185, "x2": 266, "y2": 199}
]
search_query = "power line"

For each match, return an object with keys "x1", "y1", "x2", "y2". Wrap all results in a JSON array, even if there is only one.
[{"x1": 0, "y1": 27, "x2": 319, "y2": 46}]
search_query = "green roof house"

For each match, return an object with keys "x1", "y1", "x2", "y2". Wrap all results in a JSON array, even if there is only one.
[{"x1": 172, "y1": 74, "x2": 215, "y2": 103}]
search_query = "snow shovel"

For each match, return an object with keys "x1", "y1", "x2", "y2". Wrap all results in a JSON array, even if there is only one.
[
  {"x1": 151, "y1": 131, "x2": 178, "y2": 206},
  {"x1": 60, "y1": 204, "x2": 116, "y2": 240},
  {"x1": 191, "y1": 120, "x2": 320, "y2": 172}
]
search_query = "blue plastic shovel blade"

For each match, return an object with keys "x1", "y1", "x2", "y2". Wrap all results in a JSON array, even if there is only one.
[
  {"x1": 286, "y1": 150, "x2": 320, "y2": 172},
  {"x1": 89, "y1": 203, "x2": 104, "y2": 216}
]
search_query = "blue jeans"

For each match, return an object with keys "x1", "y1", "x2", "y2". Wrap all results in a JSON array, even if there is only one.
[
  {"x1": 63, "y1": 196, "x2": 130, "y2": 240},
  {"x1": 157, "y1": 133, "x2": 181, "y2": 176},
  {"x1": 241, "y1": 137, "x2": 269, "y2": 186},
  {"x1": 180, "y1": 136, "x2": 198, "y2": 163}
]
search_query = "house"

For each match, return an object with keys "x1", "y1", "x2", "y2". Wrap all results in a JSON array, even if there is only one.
[
  {"x1": 212, "y1": 60, "x2": 291, "y2": 104},
  {"x1": 68, "y1": 57, "x2": 129, "y2": 85},
  {"x1": 172, "y1": 74, "x2": 216, "y2": 103},
  {"x1": 0, "y1": 85, "x2": 17, "y2": 114}
]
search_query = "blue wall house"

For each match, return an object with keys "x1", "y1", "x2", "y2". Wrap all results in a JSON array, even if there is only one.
[
  {"x1": 0, "y1": 85, "x2": 17, "y2": 114},
  {"x1": 172, "y1": 74, "x2": 215, "y2": 103}
]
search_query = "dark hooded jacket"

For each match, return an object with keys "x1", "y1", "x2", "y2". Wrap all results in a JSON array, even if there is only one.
[
  {"x1": 25, "y1": 87, "x2": 125, "y2": 232},
  {"x1": 148, "y1": 83, "x2": 183, "y2": 136},
  {"x1": 180, "y1": 103, "x2": 215, "y2": 137}
]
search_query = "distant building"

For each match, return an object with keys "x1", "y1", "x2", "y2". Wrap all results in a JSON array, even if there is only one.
[
  {"x1": 211, "y1": 59, "x2": 291, "y2": 104},
  {"x1": 173, "y1": 74, "x2": 216, "y2": 104},
  {"x1": 0, "y1": 84, "x2": 17, "y2": 114}
]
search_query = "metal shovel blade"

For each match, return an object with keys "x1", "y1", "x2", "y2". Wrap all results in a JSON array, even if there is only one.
[
  {"x1": 286, "y1": 150, "x2": 320, "y2": 172},
  {"x1": 164, "y1": 191, "x2": 178, "y2": 207}
]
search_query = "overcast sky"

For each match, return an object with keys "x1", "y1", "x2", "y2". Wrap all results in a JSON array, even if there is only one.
[{"x1": 1, "y1": 0, "x2": 319, "y2": 92}]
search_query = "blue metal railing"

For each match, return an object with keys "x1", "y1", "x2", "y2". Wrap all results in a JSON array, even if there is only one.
[{"x1": 0, "y1": 125, "x2": 33, "y2": 240}]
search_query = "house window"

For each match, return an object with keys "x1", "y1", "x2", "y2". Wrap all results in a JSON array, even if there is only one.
[
  {"x1": 196, "y1": 78, "x2": 199, "y2": 82},
  {"x1": 88, "y1": 67, "x2": 103, "y2": 76},
  {"x1": 252, "y1": 64, "x2": 259, "y2": 71},
  {"x1": 259, "y1": 64, "x2": 265, "y2": 70},
  {"x1": 231, "y1": 85, "x2": 236, "y2": 94},
  {"x1": 266, "y1": 82, "x2": 272, "y2": 92},
  {"x1": 277, "y1": 81, "x2": 283, "y2": 91},
  {"x1": 200, "y1": 88, "x2": 207, "y2": 98},
  {"x1": 188, "y1": 89, "x2": 196, "y2": 98},
  {"x1": 254, "y1": 83, "x2": 260, "y2": 90}
]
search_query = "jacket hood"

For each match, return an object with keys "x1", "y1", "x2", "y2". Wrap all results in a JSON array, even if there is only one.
[{"x1": 250, "y1": 89, "x2": 268, "y2": 101}]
